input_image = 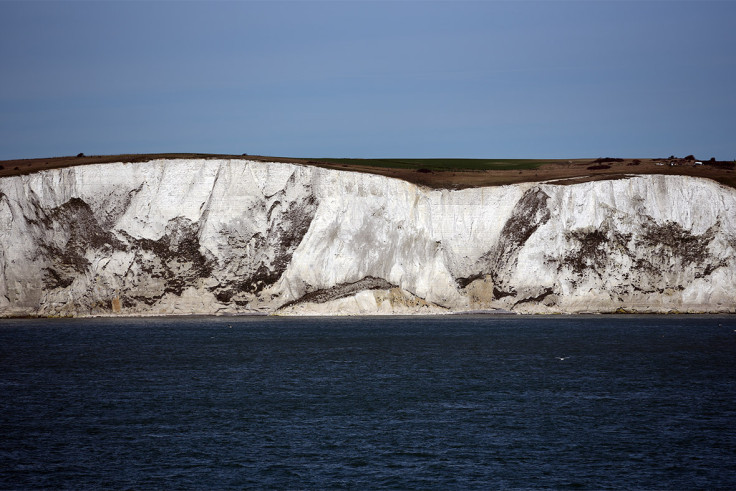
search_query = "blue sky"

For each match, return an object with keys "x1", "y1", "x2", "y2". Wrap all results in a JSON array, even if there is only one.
[{"x1": 1, "y1": 1, "x2": 734, "y2": 160}]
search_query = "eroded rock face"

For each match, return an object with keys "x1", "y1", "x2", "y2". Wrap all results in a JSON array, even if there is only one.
[{"x1": 0, "y1": 159, "x2": 734, "y2": 316}]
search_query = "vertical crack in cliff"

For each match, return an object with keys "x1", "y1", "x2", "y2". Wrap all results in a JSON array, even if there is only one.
[{"x1": 198, "y1": 163, "x2": 223, "y2": 221}]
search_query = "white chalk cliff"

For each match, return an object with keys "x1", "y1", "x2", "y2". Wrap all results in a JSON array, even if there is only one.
[{"x1": 0, "y1": 159, "x2": 734, "y2": 317}]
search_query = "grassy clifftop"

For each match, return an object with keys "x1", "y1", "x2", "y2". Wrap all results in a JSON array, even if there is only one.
[{"x1": 1, "y1": 153, "x2": 734, "y2": 190}]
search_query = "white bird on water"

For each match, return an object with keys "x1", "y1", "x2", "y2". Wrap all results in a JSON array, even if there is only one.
[{"x1": 556, "y1": 356, "x2": 568, "y2": 361}]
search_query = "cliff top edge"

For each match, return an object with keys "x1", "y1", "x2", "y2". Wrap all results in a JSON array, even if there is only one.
[{"x1": 1, "y1": 153, "x2": 734, "y2": 190}]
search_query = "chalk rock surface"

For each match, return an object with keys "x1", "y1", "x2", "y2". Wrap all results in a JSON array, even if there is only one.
[{"x1": 0, "y1": 159, "x2": 734, "y2": 316}]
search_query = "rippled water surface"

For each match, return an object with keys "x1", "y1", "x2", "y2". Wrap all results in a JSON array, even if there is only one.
[{"x1": 1, "y1": 315, "x2": 735, "y2": 489}]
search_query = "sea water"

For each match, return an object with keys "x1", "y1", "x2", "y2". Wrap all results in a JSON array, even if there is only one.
[{"x1": 1, "y1": 315, "x2": 734, "y2": 489}]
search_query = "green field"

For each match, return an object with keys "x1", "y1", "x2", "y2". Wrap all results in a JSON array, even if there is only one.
[{"x1": 314, "y1": 158, "x2": 550, "y2": 171}]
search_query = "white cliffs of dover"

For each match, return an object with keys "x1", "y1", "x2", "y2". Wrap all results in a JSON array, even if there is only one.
[{"x1": 0, "y1": 159, "x2": 734, "y2": 317}]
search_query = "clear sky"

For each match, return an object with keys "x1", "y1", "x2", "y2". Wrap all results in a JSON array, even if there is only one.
[{"x1": 1, "y1": 0, "x2": 734, "y2": 160}]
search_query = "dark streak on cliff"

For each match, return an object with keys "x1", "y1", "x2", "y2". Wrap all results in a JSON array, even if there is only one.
[
  {"x1": 135, "y1": 217, "x2": 213, "y2": 297},
  {"x1": 210, "y1": 191, "x2": 318, "y2": 304},
  {"x1": 39, "y1": 198, "x2": 124, "y2": 289},
  {"x1": 279, "y1": 276, "x2": 396, "y2": 309},
  {"x1": 474, "y1": 187, "x2": 552, "y2": 300}
]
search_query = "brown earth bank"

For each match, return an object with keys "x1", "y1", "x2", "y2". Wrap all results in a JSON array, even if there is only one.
[{"x1": 1, "y1": 153, "x2": 734, "y2": 190}]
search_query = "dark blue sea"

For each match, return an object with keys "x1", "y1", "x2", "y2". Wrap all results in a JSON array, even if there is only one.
[{"x1": 1, "y1": 315, "x2": 735, "y2": 489}]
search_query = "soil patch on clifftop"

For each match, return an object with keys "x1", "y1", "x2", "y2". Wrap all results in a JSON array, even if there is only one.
[
  {"x1": 307, "y1": 157, "x2": 736, "y2": 190},
  {"x1": 1, "y1": 153, "x2": 734, "y2": 190}
]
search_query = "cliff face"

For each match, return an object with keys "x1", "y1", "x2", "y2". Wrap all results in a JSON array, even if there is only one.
[{"x1": 0, "y1": 159, "x2": 734, "y2": 316}]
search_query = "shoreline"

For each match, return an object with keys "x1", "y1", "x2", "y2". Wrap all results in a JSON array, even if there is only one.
[{"x1": 2, "y1": 310, "x2": 734, "y2": 320}]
